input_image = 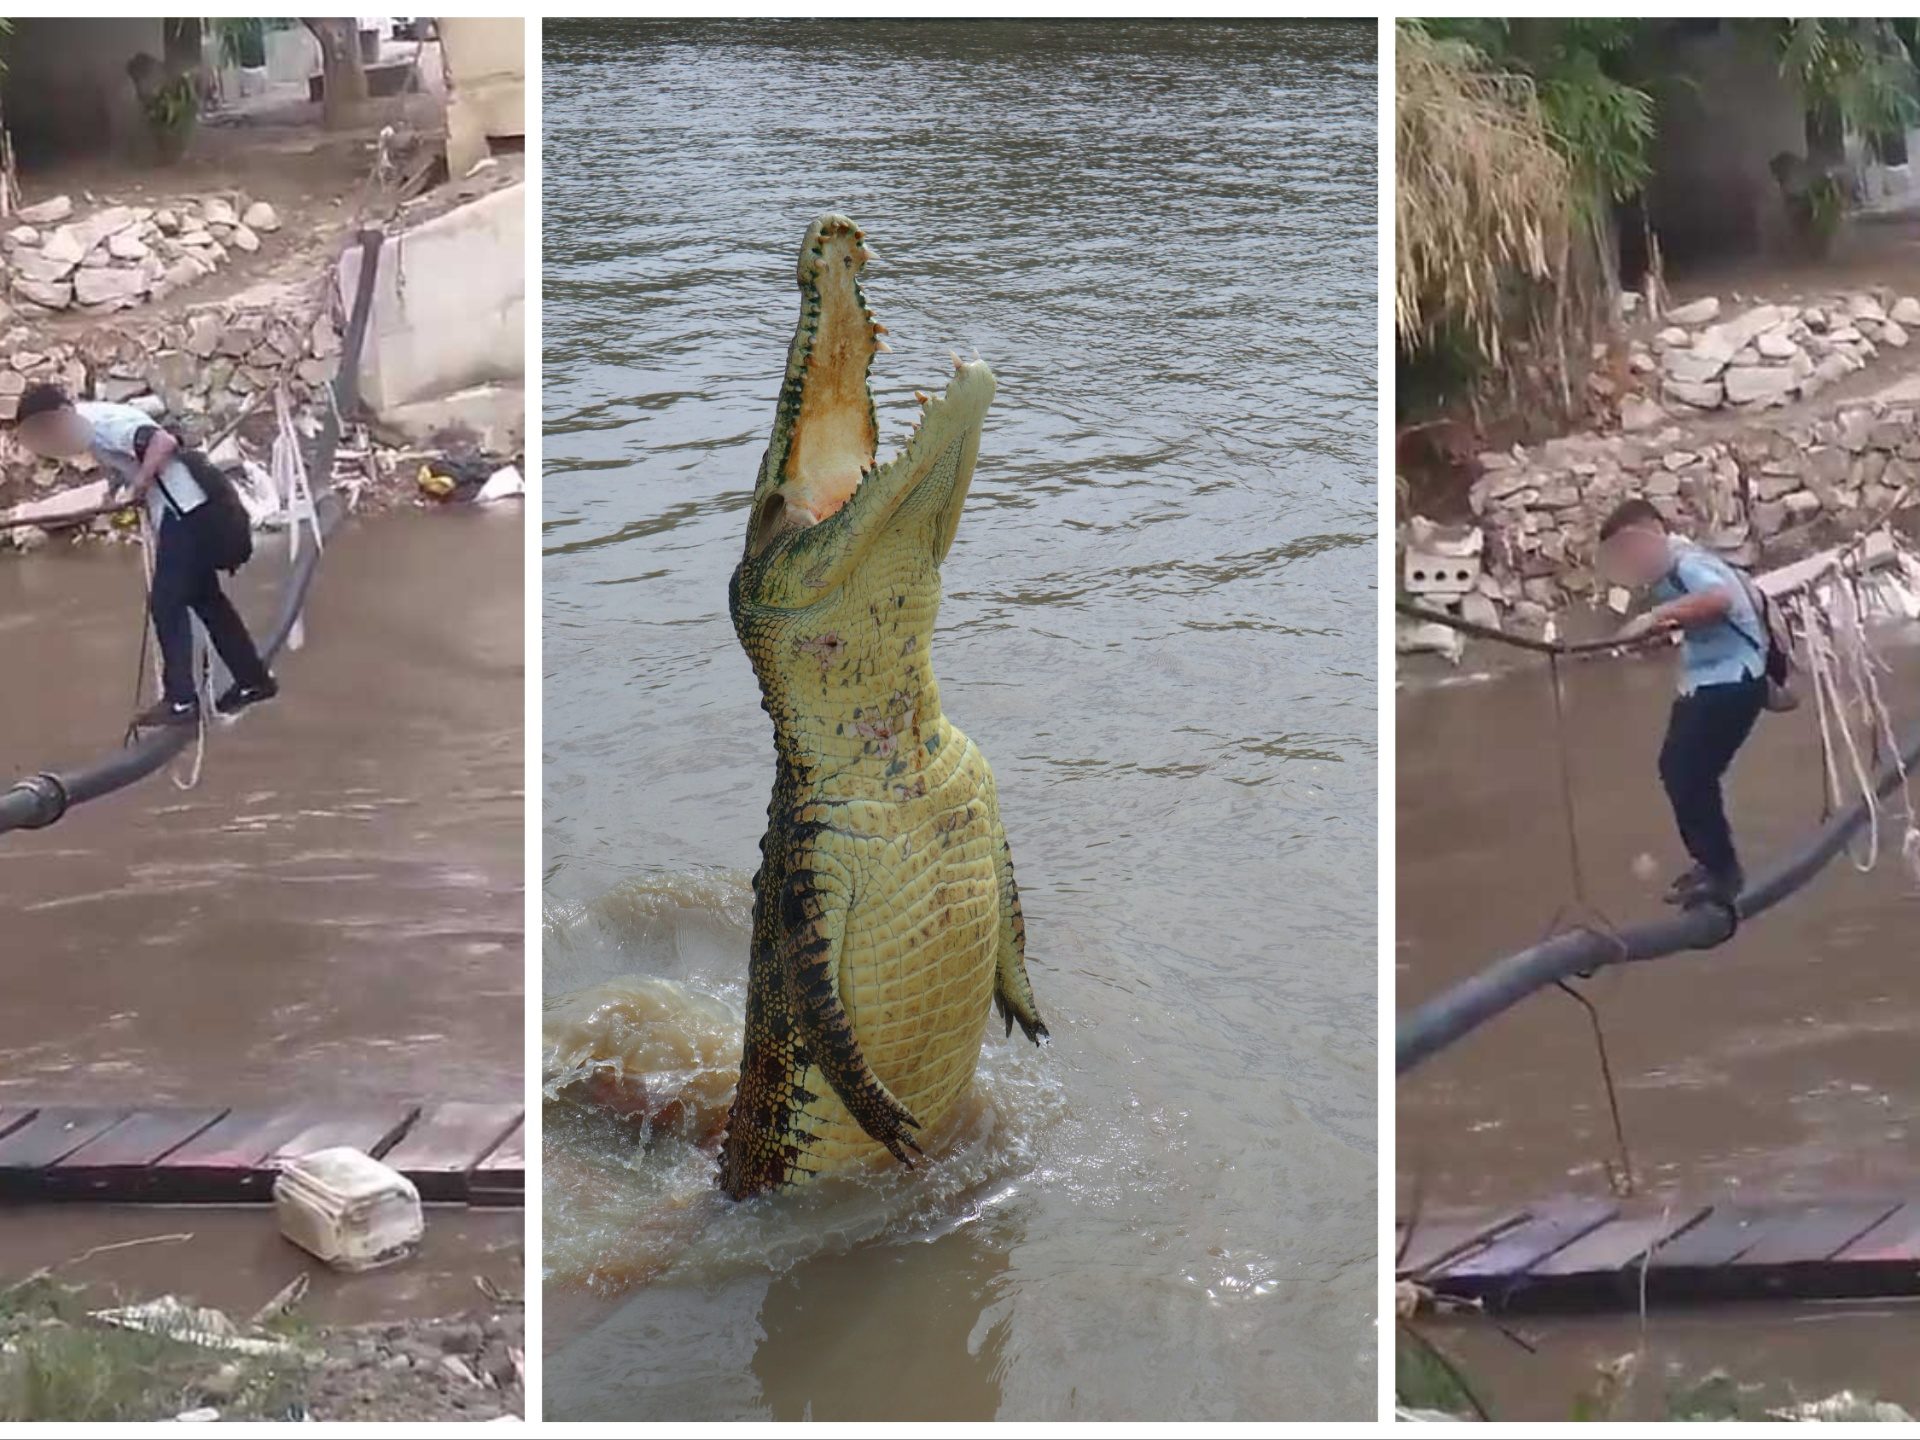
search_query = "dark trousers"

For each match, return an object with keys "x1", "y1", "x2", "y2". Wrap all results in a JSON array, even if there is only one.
[
  {"x1": 151, "y1": 509, "x2": 268, "y2": 704},
  {"x1": 1658, "y1": 676, "x2": 1766, "y2": 876}
]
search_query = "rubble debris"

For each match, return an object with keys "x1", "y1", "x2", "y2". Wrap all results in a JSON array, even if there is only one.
[
  {"x1": 88, "y1": 1296, "x2": 303, "y2": 1358},
  {"x1": 3, "y1": 192, "x2": 287, "y2": 316},
  {"x1": 1615, "y1": 288, "x2": 1920, "y2": 425},
  {"x1": 1404, "y1": 393, "x2": 1920, "y2": 639}
]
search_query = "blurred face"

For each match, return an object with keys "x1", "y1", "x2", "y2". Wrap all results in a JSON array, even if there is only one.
[
  {"x1": 15, "y1": 407, "x2": 89, "y2": 459},
  {"x1": 1597, "y1": 523, "x2": 1670, "y2": 588}
]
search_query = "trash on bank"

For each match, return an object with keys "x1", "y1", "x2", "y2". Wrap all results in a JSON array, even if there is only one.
[
  {"x1": 476, "y1": 465, "x2": 524, "y2": 503},
  {"x1": 413, "y1": 454, "x2": 522, "y2": 504},
  {"x1": 89, "y1": 1295, "x2": 299, "y2": 1357},
  {"x1": 274, "y1": 1146, "x2": 424, "y2": 1272}
]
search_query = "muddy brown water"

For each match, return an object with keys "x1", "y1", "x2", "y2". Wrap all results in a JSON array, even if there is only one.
[
  {"x1": 0, "y1": 507, "x2": 524, "y2": 1108},
  {"x1": 1399, "y1": 630, "x2": 1920, "y2": 1414},
  {"x1": 542, "y1": 17, "x2": 1378, "y2": 1423},
  {"x1": 0, "y1": 1206, "x2": 522, "y2": 1328}
]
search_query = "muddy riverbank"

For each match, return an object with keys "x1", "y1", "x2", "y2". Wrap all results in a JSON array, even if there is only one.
[{"x1": 0, "y1": 1204, "x2": 523, "y2": 1422}]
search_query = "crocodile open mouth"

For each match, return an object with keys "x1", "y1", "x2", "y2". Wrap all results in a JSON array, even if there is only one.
[{"x1": 746, "y1": 214, "x2": 988, "y2": 561}]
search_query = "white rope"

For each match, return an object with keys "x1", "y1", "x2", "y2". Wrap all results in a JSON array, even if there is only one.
[
  {"x1": 272, "y1": 382, "x2": 323, "y2": 654},
  {"x1": 1833, "y1": 566, "x2": 1920, "y2": 879},
  {"x1": 1792, "y1": 556, "x2": 1920, "y2": 881},
  {"x1": 1799, "y1": 590, "x2": 1878, "y2": 870}
]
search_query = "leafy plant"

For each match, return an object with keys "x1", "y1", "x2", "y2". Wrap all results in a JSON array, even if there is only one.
[
  {"x1": 1773, "y1": 18, "x2": 1920, "y2": 153},
  {"x1": 1395, "y1": 21, "x2": 1571, "y2": 364},
  {"x1": 144, "y1": 74, "x2": 197, "y2": 134},
  {"x1": 1424, "y1": 18, "x2": 1659, "y2": 211},
  {"x1": 215, "y1": 18, "x2": 269, "y2": 71},
  {"x1": 141, "y1": 73, "x2": 199, "y2": 165}
]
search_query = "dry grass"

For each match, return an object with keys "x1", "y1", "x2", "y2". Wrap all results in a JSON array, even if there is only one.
[{"x1": 1396, "y1": 22, "x2": 1573, "y2": 366}]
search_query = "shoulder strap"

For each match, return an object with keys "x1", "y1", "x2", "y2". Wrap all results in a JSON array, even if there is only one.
[
  {"x1": 150, "y1": 470, "x2": 185, "y2": 520},
  {"x1": 134, "y1": 423, "x2": 190, "y2": 520},
  {"x1": 1667, "y1": 550, "x2": 1769, "y2": 657}
]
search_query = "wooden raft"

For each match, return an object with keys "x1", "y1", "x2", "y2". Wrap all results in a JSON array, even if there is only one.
[
  {"x1": 0, "y1": 1102, "x2": 524, "y2": 1205},
  {"x1": 1400, "y1": 1196, "x2": 1920, "y2": 1311}
]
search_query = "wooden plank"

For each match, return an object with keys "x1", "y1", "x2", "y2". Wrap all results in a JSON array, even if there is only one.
[
  {"x1": 379, "y1": 1103, "x2": 523, "y2": 1201},
  {"x1": 147, "y1": 1108, "x2": 351, "y2": 1201},
  {"x1": 42, "y1": 1109, "x2": 230, "y2": 1198},
  {"x1": 1836, "y1": 1204, "x2": 1920, "y2": 1263},
  {"x1": 1732, "y1": 1201, "x2": 1902, "y2": 1267},
  {"x1": 469, "y1": 1122, "x2": 524, "y2": 1206},
  {"x1": 263, "y1": 1106, "x2": 422, "y2": 1167},
  {"x1": 1438, "y1": 1200, "x2": 1617, "y2": 1282},
  {"x1": 1396, "y1": 1211, "x2": 1528, "y2": 1277},
  {"x1": 1530, "y1": 1208, "x2": 1711, "y2": 1277},
  {"x1": 1755, "y1": 529, "x2": 1900, "y2": 599},
  {"x1": 1644, "y1": 1203, "x2": 1776, "y2": 1270},
  {"x1": 0, "y1": 1109, "x2": 130, "y2": 1188}
]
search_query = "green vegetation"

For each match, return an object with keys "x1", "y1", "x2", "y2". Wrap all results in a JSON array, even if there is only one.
[
  {"x1": 1397, "y1": 1310, "x2": 1913, "y2": 1422},
  {"x1": 142, "y1": 74, "x2": 199, "y2": 165},
  {"x1": 1396, "y1": 18, "x2": 1920, "y2": 427},
  {"x1": 0, "y1": 1275, "x2": 309, "y2": 1423},
  {"x1": 215, "y1": 19, "x2": 269, "y2": 72}
]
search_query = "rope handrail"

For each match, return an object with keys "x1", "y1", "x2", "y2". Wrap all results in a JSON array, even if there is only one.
[{"x1": 1397, "y1": 598, "x2": 1667, "y2": 656}]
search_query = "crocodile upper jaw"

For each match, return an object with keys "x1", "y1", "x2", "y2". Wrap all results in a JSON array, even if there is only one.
[{"x1": 740, "y1": 214, "x2": 993, "y2": 602}]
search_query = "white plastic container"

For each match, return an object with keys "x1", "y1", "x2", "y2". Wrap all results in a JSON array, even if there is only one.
[{"x1": 272, "y1": 1146, "x2": 424, "y2": 1271}]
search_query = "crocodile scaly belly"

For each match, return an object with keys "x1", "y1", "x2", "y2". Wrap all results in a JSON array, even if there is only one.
[{"x1": 724, "y1": 731, "x2": 1000, "y2": 1192}]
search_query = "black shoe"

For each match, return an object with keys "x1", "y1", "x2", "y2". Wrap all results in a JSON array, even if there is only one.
[
  {"x1": 215, "y1": 676, "x2": 279, "y2": 716},
  {"x1": 134, "y1": 697, "x2": 199, "y2": 729},
  {"x1": 1683, "y1": 866, "x2": 1745, "y2": 909},
  {"x1": 1663, "y1": 864, "x2": 1707, "y2": 905}
]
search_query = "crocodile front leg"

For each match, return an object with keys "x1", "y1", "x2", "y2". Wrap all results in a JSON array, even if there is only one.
[
  {"x1": 777, "y1": 851, "x2": 925, "y2": 1166},
  {"x1": 991, "y1": 820, "x2": 1048, "y2": 1044}
]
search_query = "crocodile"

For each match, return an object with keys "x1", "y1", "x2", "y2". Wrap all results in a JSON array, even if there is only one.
[{"x1": 718, "y1": 214, "x2": 1047, "y2": 1201}]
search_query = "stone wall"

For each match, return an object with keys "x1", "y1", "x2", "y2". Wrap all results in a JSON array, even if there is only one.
[
  {"x1": 440, "y1": 18, "x2": 525, "y2": 176},
  {"x1": 0, "y1": 284, "x2": 341, "y2": 536},
  {"x1": 338, "y1": 182, "x2": 524, "y2": 448},
  {"x1": 1410, "y1": 397, "x2": 1920, "y2": 636},
  {"x1": 5, "y1": 191, "x2": 285, "y2": 317}
]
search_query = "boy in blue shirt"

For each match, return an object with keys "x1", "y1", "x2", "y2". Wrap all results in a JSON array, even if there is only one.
[
  {"x1": 12, "y1": 383, "x2": 276, "y2": 728},
  {"x1": 1601, "y1": 498, "x2": 1768, "y2": 908}
]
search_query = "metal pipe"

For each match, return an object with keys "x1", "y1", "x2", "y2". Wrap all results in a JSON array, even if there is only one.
[{"x1": 1397, "y1": 723, "x2": 1920, "y2": 1073}]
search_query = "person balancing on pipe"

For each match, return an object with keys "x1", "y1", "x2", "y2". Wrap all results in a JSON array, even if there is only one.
[
  {"x1": 11, "y1": 383, "x2": 277, "y2": 729},
  {"x1": 1599, "y1": 496, "x2": 1794, "y2": 910}
]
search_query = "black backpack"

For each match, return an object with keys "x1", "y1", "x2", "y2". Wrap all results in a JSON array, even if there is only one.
[{"x1": 134, "y1": 423, "x2": 255, "y2": 573}]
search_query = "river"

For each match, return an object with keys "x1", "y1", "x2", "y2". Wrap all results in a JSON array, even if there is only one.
[
  {"x1": 542, "y1": 17, "x2": 1378, "y2": 1423},
  {"x1": 1398, "y1": 633, "x2": 1920, "y2": 1417},
  {"x1": 0, "y1": 507, "x2": 525, "y2": 1108}
]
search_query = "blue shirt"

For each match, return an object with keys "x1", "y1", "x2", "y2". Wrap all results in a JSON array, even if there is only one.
[
  {"x1": 77, "y1": 400, "x2": 205, "y2": 529},
  {"x1": 1652, "y1": 539, "x2": 1766, "y2": 694}
]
